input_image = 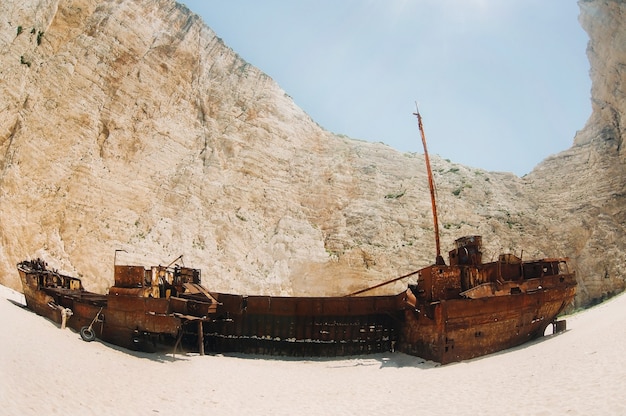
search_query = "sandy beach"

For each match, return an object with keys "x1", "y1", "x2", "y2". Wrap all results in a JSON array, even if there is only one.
[{"x1": 1, "y1": 285, "x2": 624, "y2": 415}]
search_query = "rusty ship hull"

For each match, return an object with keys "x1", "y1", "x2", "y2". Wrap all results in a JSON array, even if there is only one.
[
  {"x1": 196, "y1": 287, "x2": 575, "y2": 362},
  {"x1": 17, "y1": 242, "x2": 576, "y2": 363},
  {"x1": 400, "y1": 276, "x2": 577, "y2": 364},
  {"x1": 17, "y1": 258, "x2": 217, "y2": 352},
  {"x1": 199, "y1": 283, "x2": 576, "y2": 364},
  {"x1": 201, "y1": 292, "x2": 405, "y2": 356},
  {"x1": 194, "y1": 237, "x2": 576, "y2": 363}
]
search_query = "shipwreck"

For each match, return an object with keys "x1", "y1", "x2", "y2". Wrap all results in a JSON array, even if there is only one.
[{"x1": 17, "y1": 108, "x2": 577, "y2": 364}]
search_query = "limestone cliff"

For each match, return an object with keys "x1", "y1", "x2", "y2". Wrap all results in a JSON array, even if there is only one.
[
  {"x1": 0, "y1": 0, "x2": 624, "y2": 307},
  {"x1": 525, "y1": 0, "x2": 626, "y2": 305}
]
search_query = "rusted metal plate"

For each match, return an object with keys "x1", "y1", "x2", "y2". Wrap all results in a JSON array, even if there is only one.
[
  {"x1": 114, "y1": 265, "x2": 147, "y2": 288},
  {"x1": 109, "y1": 287, "x2": 145, "y2": 297},
  {"x1": 203, "y1": 311, "x2": 398, "y2": 356},
  {"x1": 233, "y1": 294, "x2": 404, "y2": 317}
]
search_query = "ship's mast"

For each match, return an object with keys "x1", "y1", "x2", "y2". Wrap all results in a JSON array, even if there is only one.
[{"x1": 413, "y1": 104, "x2": 445, "y2": 265}]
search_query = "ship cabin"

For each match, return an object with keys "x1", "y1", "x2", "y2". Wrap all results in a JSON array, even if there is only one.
[
  {"x1": 22, "y1": 259, "x2": 84, "y2": 292},
  {"x1": 110, "y1": 264, "x2": 201, "y2": 299},
  {"x1": 411, "y1": 236, "x2": 572, "y2": 303}
]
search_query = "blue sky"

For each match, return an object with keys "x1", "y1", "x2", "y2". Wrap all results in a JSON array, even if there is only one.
[{"x1": 182, "y1": 1, "x2": 591, "y2": 176}]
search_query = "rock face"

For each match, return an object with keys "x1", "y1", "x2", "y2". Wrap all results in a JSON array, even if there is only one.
[
  {"x1": 0, "y1": 0, "x2": 624, "y2": 307},
  {"x1": 524, "y1": 0, "x2": 626, "y2": 305}
]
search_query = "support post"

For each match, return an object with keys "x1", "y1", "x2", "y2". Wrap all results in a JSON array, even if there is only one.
[
  {"x1": 198, "y1": 320, "x2": 205, "y2": 356},
  {"x1": 60, "y1": 307, "x2": 73, "y2": 329}
]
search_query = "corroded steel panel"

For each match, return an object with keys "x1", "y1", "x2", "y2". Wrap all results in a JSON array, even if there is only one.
[
  {"x1": 107, "y1": 295, "x2": 143, "y2": 312},
  {"x1": 109, "y1": 287, "x2": 145, "y2": 297},
  {"x1": 170, "y1": 296, "x2": 188, "y2": 314},
  {"x1": 213, "y1": 293, "x2": 245, "y2": 315},
  {"x1": 203, "y1": 311, "x2": 398, "y2": 357},
  {"x1": 231, "y1": 294, "x2": 403, "y2": 317},
  {"x1": 114, "y1": 265, "x2": 147, "y2": 288},
  {"x1": 430, "y1": 267, "x2": 462, "y2": 300},
  {"x1": 145, "y1": 298, "x2": 171, "y2": 314},
  {"x1": 185, "y1": 299, "x2": 216, "y2": 316},
  {"x1": 140, "y1": 314, "x2": 180, "y2": 335}
]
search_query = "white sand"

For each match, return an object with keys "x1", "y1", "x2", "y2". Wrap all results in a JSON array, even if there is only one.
[{"x1": 1, "y1": 285, "x2": 624, "y2": 416}]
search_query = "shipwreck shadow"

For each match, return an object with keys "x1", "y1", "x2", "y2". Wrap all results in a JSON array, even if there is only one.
[
  {"x1": 204, "y1": 328, "x2": 572, "y2": 369},
  {"x1": 97, "y1": 340, "x2": 192, "y2": 363},
  {"x1": 101, "y1": 329, "x2": 572, "y2": 367},
  {"x1": 6, "y1": 297, "x2": 28, "y2": 309},
  {"x1": 210, "y1": 351, "x2": 441, "y2": 370}
]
